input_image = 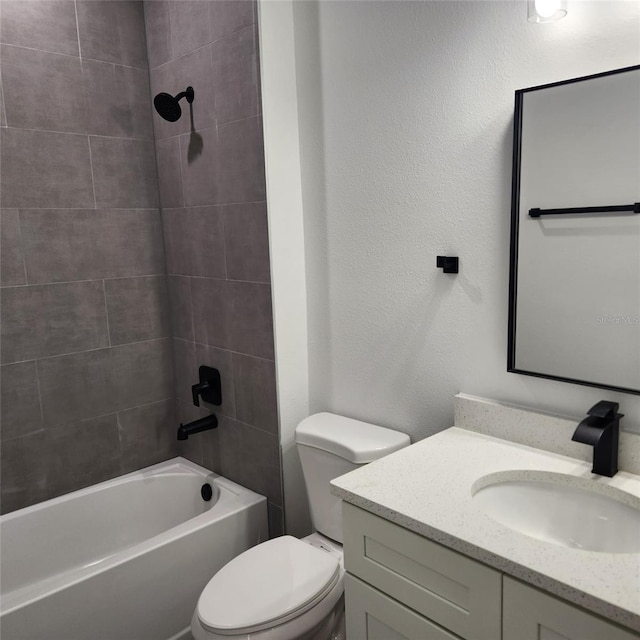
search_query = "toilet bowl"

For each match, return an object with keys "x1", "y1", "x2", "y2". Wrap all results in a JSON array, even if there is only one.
[
  {"x1": 191, "y1": 413, "x2": 410, "y2": 640},
  {"x1": 191, "y1": 534, "x2": 345, "y2": 640}
]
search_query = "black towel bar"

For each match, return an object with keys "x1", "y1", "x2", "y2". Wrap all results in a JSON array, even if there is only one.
[{"x1": 529, "y1": 203, "x2": 640, "y2": 218}]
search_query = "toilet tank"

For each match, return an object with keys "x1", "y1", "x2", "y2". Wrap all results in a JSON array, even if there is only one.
[{"x1": 295, "y1": 413, "x2": 410, "y2": 543}]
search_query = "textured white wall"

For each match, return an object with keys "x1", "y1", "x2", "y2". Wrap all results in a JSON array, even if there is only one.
[
  {"x1": 258, "y1": 0, "x2": 312, "y2": 535},
  {"x1": 292, "y1": 0, "x2": 640, "y2": 441}
]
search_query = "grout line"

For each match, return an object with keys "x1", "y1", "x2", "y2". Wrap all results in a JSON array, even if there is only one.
[
  {"x1": 7, "y1": 207, "x2": 161, "y2": 212},
  {"x1": 187, "y1": 277, "x2": 196, "y2": 347},
  {"x1": 0, "y1": 42, "x2": 149, "y2": 72},
  {"x1": 117, "y1": 396, "x2": 175, "y2": 416},
  {"x1": 1, "y1": 396, "x2": 177, "y2": 444},
  {"x1": 140, "y1": 6, "x2": 170, "y2": 289},
  {"x1": 166, "y1": 0, "x2": 175, "y2": 63},
  {"x1": 2, "y1": 124, "x2": 152, "y2": 143},
  {"x1": 88, "y1": 132, "x2": 156, "y2": 143},
  {"x1": 81, "y1": 57, "x2": 147, "y2": 72},
  {"x1": 147, "y1": 13, "x2": 258, "y2": 74},
  {"x1": 219, "y1": 203, "x2": 229, "y2": 280},
  {"x1": 2, "y1": 337, "x2": 171, "y2": 367},
  {"x1": 217, "y1": 113, "x2": 262, "y2": 130},
  {"x1": 228, "y1": 415, "x2": 279, "y2": 440},
  {"x1": 86, "y1": 136, "x2": 97, "y2": 209},
  {"x1": 2, "y1": 125, "x2": 87, "y2": 139},
  {"x1": 161, "y1": 200, "x2": 267, "y2": 211},
  {"x1": 193, "y1": 18, "x2": 257, "y2": 53},
  {"x1": 0, "y1": 427, "x2": 47, "y2": 445},
  {"x1": 15, "y1": 210, "x2": 29, "y2": 286},
  {"x1": 0, "y1": 274, "x2": 167, "y2": 289},
  {"x1": 175, "y1": 133, "x2": 186, "y2": 209},
  {"x1": 171, "y1": 337, "x2": 275, "y2": 364},
  {"x1": 253, "y1": 21, "x2": 263, "y2": 120},
  {"x1": 115, "y1": 408, "x2": 124, "y2": 448},
  {"x1": 139, "y1": 0, "x2": 151, "y2": 73},
  {"x1": 73, "y1": 0, "x2": 82, "y2": 61},
  {"x1": 33, "y1": 360, "x2": 46, "y2": 428},
  {"x1": 0, "y1": 72, "x2": 5, "y2": 128},
  {"x1": 0, "y1": 272, "x2": 271, "y2": 290},
  {"x1": 210, "y1": 40, "x2": 219, "y2": 148},
  {"x1": 152, "y1": 41, "x2": 212, "y2": 75},
  {"x1": 169, "y1": 274, "x2": 271, "y2": 286},
  {"x1": 88, "y1": 132, "x2": 155, "y2": 143},
  {"x1": 102, "y1": 280, "x2": 112, "y2": 347},
  {"x1": 230, "y1": 346, "x2": 239, "y2": 416}
]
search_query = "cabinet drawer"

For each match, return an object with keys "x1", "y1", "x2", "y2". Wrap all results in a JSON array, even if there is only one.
[
  {"x1": 343, "y1": 503, "x2": 501, "y2": 640},
  {"x1": 346, "y1": 574, "x2": 463, "y2": 640},
  {"x1": 503, "y1": 577, "x2": 640, "y2": 640}
]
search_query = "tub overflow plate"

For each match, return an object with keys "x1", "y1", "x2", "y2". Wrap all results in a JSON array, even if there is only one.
[{"x1": 201, "y1": 483, "x2": 213, "y2": 501}]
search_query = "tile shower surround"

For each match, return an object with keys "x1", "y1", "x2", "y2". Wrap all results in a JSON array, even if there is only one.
[
  {"x1": 0, "y1": 0, "x2": 282, "y2": 531},
  {"x1": 144, "y1": 0, "x2": 284, "y2": 536},
  {"x1": 0, "y1": 0, "x2": 175, "y2": 514}
]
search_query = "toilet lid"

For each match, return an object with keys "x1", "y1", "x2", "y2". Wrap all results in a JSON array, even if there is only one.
[{"x1": 197, "y1": 536, "x2": 340, "y2": 635}]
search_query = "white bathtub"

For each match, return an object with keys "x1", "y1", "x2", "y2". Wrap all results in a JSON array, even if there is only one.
[{"x1": 0, "y1": 457, "x2": 268, "y2": 640}]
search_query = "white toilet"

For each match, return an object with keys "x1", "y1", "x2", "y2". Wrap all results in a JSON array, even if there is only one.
[{"x1": 191, "y1": 412, "x2": 410, "y2": 640}]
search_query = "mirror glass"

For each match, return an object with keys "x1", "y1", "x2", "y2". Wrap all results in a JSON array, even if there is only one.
[{"x1": 508, "y1": 66, "x2": 640, "y2": 395}]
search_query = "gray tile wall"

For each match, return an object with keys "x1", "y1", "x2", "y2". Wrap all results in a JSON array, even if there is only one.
[
  {"x1": 0, "y1": 1, "x2": 176, "y2": 514},
  {"x1": 143, "y1": 0, "x2": 283, "y2": 536}
]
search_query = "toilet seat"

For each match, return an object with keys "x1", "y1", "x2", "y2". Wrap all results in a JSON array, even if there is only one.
[{"x1": 197, "y1": 536, "x2": 341, "y2": 635}]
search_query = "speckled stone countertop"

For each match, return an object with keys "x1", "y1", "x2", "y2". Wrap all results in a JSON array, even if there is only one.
[{"x1": 331, "y1": 427, "x2": 640, "y2": 632}]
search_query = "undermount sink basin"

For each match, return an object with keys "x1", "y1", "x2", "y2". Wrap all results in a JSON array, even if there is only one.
[{"x1": 471, "y1": 472, "x2": 640, "y2": 553}]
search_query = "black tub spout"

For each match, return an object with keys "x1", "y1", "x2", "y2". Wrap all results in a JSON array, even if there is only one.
[{"x1": 177, "y1": 414, "x2": 218, "y2": 440}]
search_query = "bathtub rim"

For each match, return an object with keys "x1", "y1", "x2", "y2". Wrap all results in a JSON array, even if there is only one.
[
  {"x1": 1, "y1": 457, "x2": 253, "y2": 524},
  {"x1": 0, "y1": 457, "x2": 267, "y2": 616}
]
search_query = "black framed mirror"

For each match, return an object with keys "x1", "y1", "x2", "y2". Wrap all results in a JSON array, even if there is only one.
[{"x1": 508, "y1": 65, "x2": 640, "y2": 395}]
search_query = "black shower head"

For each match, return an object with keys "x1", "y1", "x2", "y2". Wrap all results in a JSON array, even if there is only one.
[{"x1": 153, "y1": 86, "x2": 194, "y2": 122}]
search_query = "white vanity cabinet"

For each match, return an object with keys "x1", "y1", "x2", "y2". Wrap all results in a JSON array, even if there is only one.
[
  {"x1": 343, "y1": 502, "x2": 640, "y2": 640},
  {"x1": 345, "y1": 574, "x2": 463, "y2": 640},
  {"x1": 503, "y1": 577, "x2": 639, "y2": 640},
  {"x1": 343, "y1": 502, "x2": 500, "y2": 640}
]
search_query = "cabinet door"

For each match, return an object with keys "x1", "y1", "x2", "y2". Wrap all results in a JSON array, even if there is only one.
[
  {"x1": 346, "y1": 574, "x2": 463, "y2": 640},
  {"x1": 343, "y1": 502, "x2": 501, "y2": 640},
  {"x1": 503, "y1": 577, "x2": 640, "y2": 640}
]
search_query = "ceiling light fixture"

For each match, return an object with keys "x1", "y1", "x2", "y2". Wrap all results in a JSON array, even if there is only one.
[{"x1": 528, "y1": 0, "x2": 567, "y2": 23}]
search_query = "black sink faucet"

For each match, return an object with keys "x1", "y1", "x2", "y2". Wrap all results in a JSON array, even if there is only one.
[{"x1": 571, "y1": 401, "x2": 623, "y2": 477}]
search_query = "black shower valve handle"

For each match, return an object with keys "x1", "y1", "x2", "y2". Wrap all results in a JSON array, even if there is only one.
[
  {"x1": 191, "y1": 366, "x2": 222, "y2": 407},
  {"x1": 191, "y1": 380, "x2": 209, "y2": 407}
]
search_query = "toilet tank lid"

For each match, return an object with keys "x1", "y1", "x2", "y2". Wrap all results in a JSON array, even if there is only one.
[{"x1": 296, "y1": 413, "x2": 410, "y2": 463}]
